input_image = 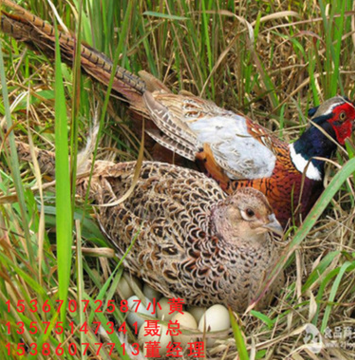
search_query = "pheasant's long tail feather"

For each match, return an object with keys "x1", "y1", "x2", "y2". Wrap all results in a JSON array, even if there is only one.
[
  {"x1": 0, "y1": 0, "x2": 149, "y2": 111},
  {"x1": 1, "y1": 0, "x2": 195, "y2": 163},
  {"x1": 15, "y1": 117, "x2": 100, "y2": 177}
]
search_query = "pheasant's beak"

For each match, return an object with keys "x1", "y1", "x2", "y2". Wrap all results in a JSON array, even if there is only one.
[{"x1": 263, "y1": 214, "x2": 283, "y2": 236}]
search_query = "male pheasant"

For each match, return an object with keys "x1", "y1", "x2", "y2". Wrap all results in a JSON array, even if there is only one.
[
  {"x1": 1, "y1": 0, "x2": 355, "y2": 227},
  {"x1": 16, "y1": 140, "x2": 284, "y2": 312}
]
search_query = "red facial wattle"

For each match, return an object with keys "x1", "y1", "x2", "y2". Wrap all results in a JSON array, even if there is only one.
[
  {"x1": 328, "y1": 103, "x2": 355, "y2": 145},
  {"x1": 331, "y1": 120, "x2": 352, "y2": 145}
]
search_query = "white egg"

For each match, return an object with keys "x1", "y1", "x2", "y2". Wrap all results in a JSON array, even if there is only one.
[
  {"x1": 143, "y1": 283, "x2": 162, "y2": 302},
  {"x1": 198, "y1": 304, "x2": 230, "y2": 347},
  {"x1": 157, "y1": 297, "x2": 175, "y2": 322},
  {"x1": 117, "y1": 273, "x2": 143, "y2": 299},
  {"x1": 138, "y1": 322, "x2": 172, "y2": 356},
  {"x1": 187, "y1": 305, "x2": 207, "y2": 323},
  {"x1": 117, "y1": 276, "x2": 134, "y2": 299},
  {"x1": 171, "y1": 311, "x2": 198, "y2": 348},
  {"x1": 126, "y1": 295, "x2": 156, "y2": 328}
]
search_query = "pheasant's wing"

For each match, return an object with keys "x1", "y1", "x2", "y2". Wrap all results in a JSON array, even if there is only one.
[
  {"x1": 144, "y1": 92, "x2": 198, "y2": 161},
  {"x1": 144, "y1": 92, "x2": 277, "y2": 180}
]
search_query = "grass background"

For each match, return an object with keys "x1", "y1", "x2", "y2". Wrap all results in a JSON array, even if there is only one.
[{"x1": 1, "y1": 0, "x2": 355, "y2": 359}]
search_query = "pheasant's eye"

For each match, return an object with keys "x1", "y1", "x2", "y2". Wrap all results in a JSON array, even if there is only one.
[
  {"x1": 241, "y1": 208, "x2": 256, "y2": 220},
  {"x1": 339, "y1": 111, "x2": 347, "y2": 122},
  {"x1": 246, "y1": 208, "x2": 255, "y2": 217}
]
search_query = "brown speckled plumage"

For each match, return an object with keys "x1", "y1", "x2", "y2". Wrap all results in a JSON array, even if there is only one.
[
  {"x1": 75, "y1": 160, "x2": 284, "y2": 312},
  {"x1": 14, "y1": 138, "x2": 285, "y2": 311}
]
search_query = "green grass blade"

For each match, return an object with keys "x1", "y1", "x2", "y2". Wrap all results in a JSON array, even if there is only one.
[
  {"x1": 54, "y1": 20, "x2": 73, "y2": 324},
  {"x1": 321, "y1": 261, "x2": 354, "y2": 332},
  {"x1": 250, "y1": 310, "x2": 274, "y2": 329},
  {"x1": 0, "y1": 251, "x2": 47, "y2": 298},
  {"x1": 83, "y1": 294, "x2": 132, "y2": 360},
  {"x1": 70, "y1": 0, "x2": 84, "y2": 217},
  {"x1": 329, "y1": 0, "x2": 346, "y2": 96},
  {"x1": 201, "y1": 0, "x2": 214, "y2": 98},
  {"x1": 302, "y1": 251, "x2": 340, "y2": 292},
  {"x1": 312, "y1": 261, "x2": 355, "y2": 327},
  {"x1": 229, "y1": 308, "x2": 249, "y2": 360},
  {"x1": 75, "y1": 219, "x2": 87, "y2": 360},
  {"x1": 143, "y1": 11, "x2": 188, "y2": 20},
  {"x1": 0, "y1": 38, "x2": 34, "y2": 264}
]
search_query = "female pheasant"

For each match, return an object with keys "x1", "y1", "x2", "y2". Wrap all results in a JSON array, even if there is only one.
[
  {"x1": 2, "y1": 0, "x2": 355, "y2": 226},
  {"x1": 16, "y1": 141, "x2": 284, "y2": 312}
]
